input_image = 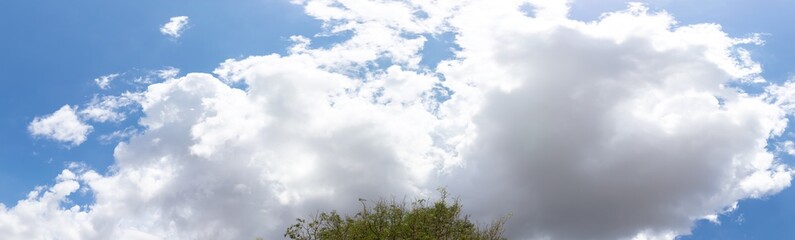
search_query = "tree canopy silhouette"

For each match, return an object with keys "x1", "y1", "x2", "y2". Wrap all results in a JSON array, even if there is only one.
[{"x1": 284, "y1": 189, "x2": 508, "y2": 240}]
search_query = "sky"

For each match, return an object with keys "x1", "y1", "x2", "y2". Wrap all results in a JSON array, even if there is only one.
[{"x1": 1, "y1": 0, "x2": 795, "y2": 239}]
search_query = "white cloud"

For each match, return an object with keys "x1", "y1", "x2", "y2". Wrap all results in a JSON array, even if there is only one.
[
  {"x1": 4, "y1": 1, "x2": 795, "y2": 240},
  {"x1": 28, "y1": 105, "x2": 93, "y2": 146},
  {"x1": 98, "y1": 127, "x2": 140, "y2": 144},
  {"x1": 155, "y1": 67, "x2": 180, "y2": 80},
  {"x1": 0, "y1": 170, "x2": 94, "y2": 240},
  {"x1": 779, "y1": 141, "x2": 795, "y2": 155},
  {"x1": 94, "y1": 73, "x2": 120, "y2": 89},
  {"x1": 765, "y1": 79, "x2": 795, "y2": 113},
  {"x1": 437, "y1": 2, "x2": 791, "y2": 239},
  {"x1": 79, "y1": 93, "x2": 142, "y2": 123},
  {"x1": 160, "y1": 16, "x2": 189, "y2": 39}
]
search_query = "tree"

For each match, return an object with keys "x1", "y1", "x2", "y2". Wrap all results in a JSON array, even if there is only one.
[{"x1": 284, "y1": 189, "x2": 508, "y2": 240}]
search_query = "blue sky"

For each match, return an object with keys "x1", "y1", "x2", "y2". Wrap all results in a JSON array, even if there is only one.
[{"x1": 1, "y1": 1, "x2": 795, "y2": 239}]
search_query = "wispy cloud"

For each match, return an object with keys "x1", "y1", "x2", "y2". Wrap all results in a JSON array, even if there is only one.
[
  {"x1": 155, "y1": 67, "x2": 180, "y2": 80},
  {"x1": 94, "y1": 73, "x2": 120, "y2": 89},
  {"x1": 79, "y1": 93, "x2": 141, "y2": 123}
]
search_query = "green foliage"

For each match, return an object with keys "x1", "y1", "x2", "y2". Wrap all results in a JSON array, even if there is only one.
[{"x1": 284, "y1": 189, "x2": 508, "y2": 240}]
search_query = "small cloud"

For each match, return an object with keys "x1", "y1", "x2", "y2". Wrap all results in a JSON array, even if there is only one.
[
  {"x1": 79, "y1": 93, "x2": 142, "y2": 123},
  {"x1": 160, "y1": 16, "x2": 189, "y2": 39},
  {"x1": 131, "y1": 67, "x2": 181, "y2": 85},
  {"x1": 778, "y1": 140, "x2": 795, "y2": 155},
  {"x1": 156, "y1": 67, "x2": 180, "y2": 80},
  {"x1": 98, "y1": 127, "x2": 140, "y2": 144},
  {"x1": 703, "y1": 214, "x2": 720, "y2": 225},
  {"x1": 94, "y1": 73, "x2": 120, "y2": 89},
  {"x1": 29, "y1": 105, "x2": 93, "y2": 146}
]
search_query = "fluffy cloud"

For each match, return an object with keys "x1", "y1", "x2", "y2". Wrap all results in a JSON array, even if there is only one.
[
  {"x1": 28, "y1": 105, "x2": 93, "y2": 146},
  {"x1": 160, "y1": 16, "x2": 189, "y2": 39},
  {"x1": 0, "y1": 169, "x2": 92, "y2": 240},
  {"x1": 436, "y1": 2, "x2": 792, "y2": 239},
  {"x1": 5, "y1": 1, "x2": 795, "y2": 240}
]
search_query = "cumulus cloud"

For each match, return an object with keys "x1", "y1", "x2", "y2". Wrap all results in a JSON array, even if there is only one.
[
  {"x1": 0, "y1": 169, "x2": 93, "y2": 240},
  {"x1": 5, "y1": 1, "x2": 795, "y2": 240},
  {"x1": 435, "y1": 2, "x2": 792, "y2": 239},
  {"x1": 160, "y1": 16, "x2": 189, "y2": 39},
  {"x1": 28, "y1": 105, "x2": 93, "y2": 146}
]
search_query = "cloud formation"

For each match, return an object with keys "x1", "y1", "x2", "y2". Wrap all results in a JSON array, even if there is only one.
[
  {"x1": 160, "y1": 16, "x2": 189, "y2": 39},
  {"x1": 437, "y1": 2, "x2": 791, "y2": 239},
  {"x1": 94, "y1": 73, "x2": 120, "y2": 89},
  {"x1": 28, "y1": 105, "x2": 93, "y2": 146},
  {"x1": 5, "y1": 1, "x2": 795, "y2": 240},
  {"x1": 78, "y1": 93, "x2": 142, "y2": 123}
]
